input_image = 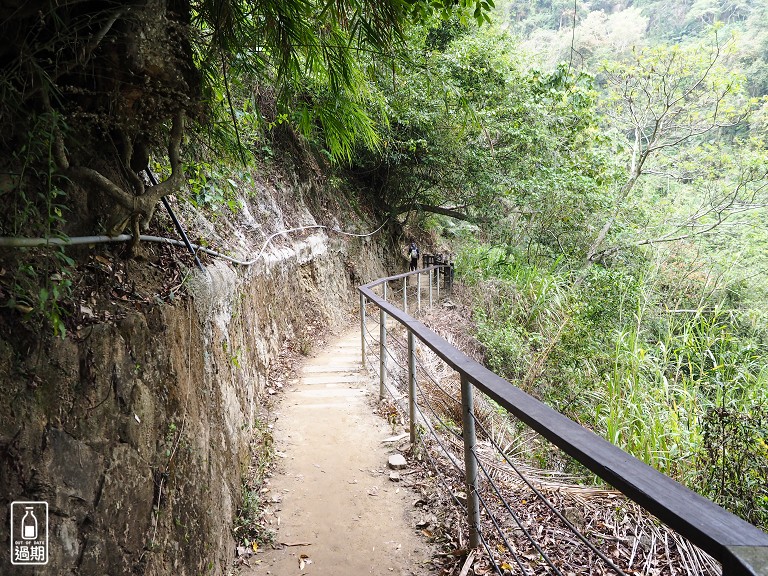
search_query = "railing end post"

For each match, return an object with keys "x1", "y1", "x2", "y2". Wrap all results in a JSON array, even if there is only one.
[
  {"x1": 359, "y1": 292, "x2": 366, "y2": 368},
  {"x1": 723, "y1": 546, "x2": 768, "y2": 576},
  {"x1": 408, "y1": 330, "x2": 417, "y2": 445}
]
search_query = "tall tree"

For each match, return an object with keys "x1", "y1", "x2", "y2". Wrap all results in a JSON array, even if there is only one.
[
  {"x1": 586, "y1": 34, "x2": 760, "y2": 262},
  {"x1": 353, "y1": 21, "x2": 611, "y2": 255}
]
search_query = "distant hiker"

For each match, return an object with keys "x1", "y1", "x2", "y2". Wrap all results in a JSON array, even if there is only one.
[{"x1": 408, "y1": 241, "x2": 419, "y2": 271}]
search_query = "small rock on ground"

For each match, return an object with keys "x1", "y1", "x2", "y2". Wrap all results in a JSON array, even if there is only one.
[{"x1": 388, "y1": 454, "x2": 407, "y2": 469}]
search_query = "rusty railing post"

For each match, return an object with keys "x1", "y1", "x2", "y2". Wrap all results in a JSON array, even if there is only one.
[
  {"x1": 461, "y1": 374, "x2": 480, "y2": 548},
  {"x1": 360, "y1": 292, "x2": 366, "y2": 368},
  {"x1": 408, "y1": 330, "x2": 417, "y2": 444},
  {"x1": 379, "y1": 289, "x2": 387, "y2": 400}
]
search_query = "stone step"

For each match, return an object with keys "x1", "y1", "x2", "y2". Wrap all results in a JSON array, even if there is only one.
[
  {"x1": 302, "y1": 365, "x2": 358, "y2": 374},
  {"x1": 300, "y1": 374, "x2": 362, "y2": 385},
  {"x1": 309, "y1": 355, "x2": 360, "y2": 365},
  {"x1": 291, "y1": 389, "x2": 367, "y2": 402}
]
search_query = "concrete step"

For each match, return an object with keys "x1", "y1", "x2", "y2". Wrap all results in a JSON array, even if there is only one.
[{"x1": 301, "y1": 374, "x2": 363, "y2": 385}]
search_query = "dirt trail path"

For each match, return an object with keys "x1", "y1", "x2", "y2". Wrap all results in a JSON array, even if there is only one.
[{"x1": 245, "y1": 324, "x2": 433, "y2": 576}]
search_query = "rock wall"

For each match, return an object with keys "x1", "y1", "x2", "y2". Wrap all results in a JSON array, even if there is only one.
[{"x1": 0, "y1": 171, "x2": 395, "y2": 575}]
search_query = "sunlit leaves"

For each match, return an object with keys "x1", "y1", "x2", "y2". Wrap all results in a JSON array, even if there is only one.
[{"x1": 191, "y1": 0, "x2": 493, "y2": 162}]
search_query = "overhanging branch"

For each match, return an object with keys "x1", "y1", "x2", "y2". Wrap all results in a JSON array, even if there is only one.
[{"x1": 394, "y1": 203, "x2": 474, "y2": 222}]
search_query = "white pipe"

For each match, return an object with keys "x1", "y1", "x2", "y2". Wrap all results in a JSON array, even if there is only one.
[{"x1": 0, "y1": 219, "x2": 389, "y2": 267}]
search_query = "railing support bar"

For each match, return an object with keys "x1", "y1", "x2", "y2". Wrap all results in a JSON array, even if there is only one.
[
  {"x1": 417, "y1": 272, "x2": 422, "y2": 313},
  {"x1": 408, "y1": 330, "x2": 417, "y2": 444},
  {"x1": 461, "y1": 374, "x2": 481, "y2": 548},
  {"x1": 360, "y1": 292, "x2": 366, "y2": 368},
  {"x1": 403, "y1": 277, "x2": 407, "y2": 314},
  {"x1": 428, "y1": 269, "x2": 433, "y2": 309},
  {"x1": 436, "y1": 267, "x2": 441, "y2": 302}
]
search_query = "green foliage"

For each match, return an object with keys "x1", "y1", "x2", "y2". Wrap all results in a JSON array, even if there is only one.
[
  {"x1": 596, "y1": 303, "x2": 768, "y2": 528},
  {"x1": 289, "y1": 78, "x2": 382, "y2": 163},
  {"x1": 351, "y1": 20, "x2": 613, "y2": 243},
  {"x1": 0, "y1": 0, "x2": 497, "y2": 262},
  {"x1": 234, "y1": 418, "x2": 276, "y2": 548},
  {"x1": 234, "y1": 486, "x2": 275, "y2": 549},
  {"x1": 457, "y1": 239, "x2": 768, "y2": 528},
  {"x1": 0, "y1": 111, "x2": 74, "y2": 337},
  {"x1": 597, "y1": 311, "x2": 705, "y2": 480},
  {"x1": 380, "y1": 0, "x2": 768, "y2": 533},
  {"x1": 184, "y1": 161, "x2": 242, "y2": 213},
  {"x1": 191, "y1": 0, "x2": 494, "y2": 164},
  {"x1": 599, "y1": 37, "x2": 750, "y2": 144},
  {"x1": 505, "y1": 0, "x2": 585, "y2": 35},
  {"x1": 5, "y1": 250, "x2": 74, "y2": 339},
  {"x1": 458, "y1": 244, "x2": 573, "y2": 388},
  {"x1": 1, "y1": 111, "x2": 69, "y2": 237},
  {"x1": 698, "y1": 403, "x2": 768, "y2": 528}
]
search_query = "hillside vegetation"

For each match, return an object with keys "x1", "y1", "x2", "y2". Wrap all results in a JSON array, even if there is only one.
[
  {"x1": 0, "y1": 0, "x2": 766, "y2": 540},
  {"x1": 437, "y1": 0, "x2": 768, "y2": 529}
]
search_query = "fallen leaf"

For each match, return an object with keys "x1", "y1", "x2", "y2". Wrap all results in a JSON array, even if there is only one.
[
  {"x1": 382, "y1": 433, "x2": 409, "y2": 443},
  {"x1": 236, "y1": 546, "x2": 254, "y2": 559}
]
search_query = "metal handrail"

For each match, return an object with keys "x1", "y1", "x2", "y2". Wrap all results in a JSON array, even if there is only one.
[{"x1": 359, "y1": 268, "x2": 768, "y2": 576}]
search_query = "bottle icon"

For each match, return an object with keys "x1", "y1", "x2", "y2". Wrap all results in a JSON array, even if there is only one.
[{"x1": 21, "y1": 507, "x2": 37, "y2": 540}]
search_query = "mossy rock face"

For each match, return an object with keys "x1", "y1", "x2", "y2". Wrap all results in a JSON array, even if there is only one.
[{"x1": 0, "y1": 160, "x2": 394, "y2": 574}]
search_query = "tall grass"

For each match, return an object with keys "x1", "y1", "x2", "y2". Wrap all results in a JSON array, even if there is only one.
[
  {"x1": 457, "y1": 244, "x2": 571, "y2": 386},
  {"x1": 597, "y1": 303, "x2": 768, "y2": 527},
  {"x1": 456, "y1": 242, "x2": 768, "y2": 529},
  {"x1": 597, "y1": 317, "x2": 703, "y2": 481}
]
